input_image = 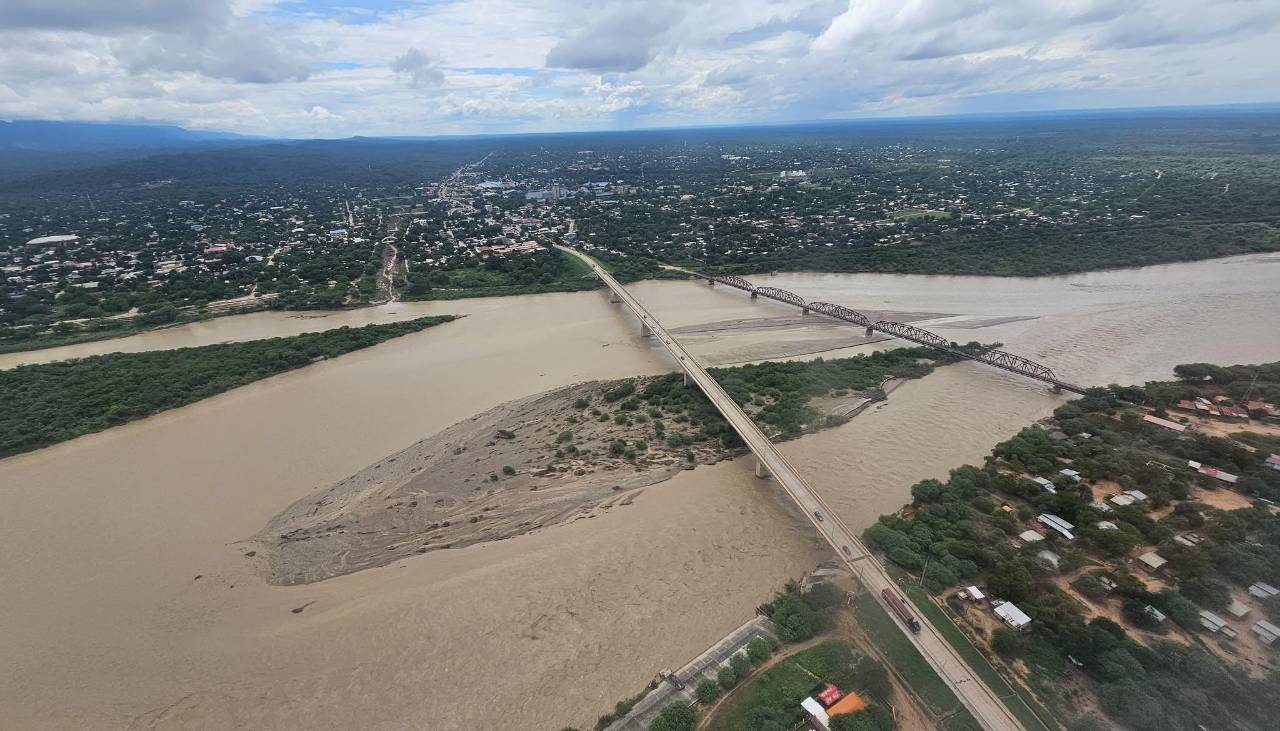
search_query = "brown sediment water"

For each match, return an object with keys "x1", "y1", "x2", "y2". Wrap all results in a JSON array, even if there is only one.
[{"x1": 2, "y1": 253, "x2": 1279, "y2": 729}]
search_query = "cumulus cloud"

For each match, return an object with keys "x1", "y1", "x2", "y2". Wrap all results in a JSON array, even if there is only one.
[
  {"x1": 1, "y1": 0, "x2": 1279, "y2": 136},
  {"x1": 391, "y1": 48, "x2": 445, "y2": 89},
  {"x1": 545, "y1": 3, "x2": 678, "y2": 73},
  {"x1": 112, "y1": 28, "x2": 312, "y2": 84},
  {"x1": 3, "y1": 0, "x2": 311, "y2": 85},
  {"x1": 0, "y1": 0, "x2": 228, "y2": 33}
]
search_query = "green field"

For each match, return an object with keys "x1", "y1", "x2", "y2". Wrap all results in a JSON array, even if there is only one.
[
  {"x1": 707, "y1": 642, "x2": 861, "y2": 731},
  {"x1": 849, "y1": 590, "x2": 971, "y2": 719},
  {"x1": 893, "y1": 579, "x2": 1057, "y2": 731}
]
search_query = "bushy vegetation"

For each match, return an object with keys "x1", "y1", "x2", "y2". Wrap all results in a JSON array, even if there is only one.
[
  {"x1": 706, "y1": 641, "x2": 895, "y2": 731},
  {"x1": 862, "y1": 362, "x2": 1280, "y2": 730},
  {"x1": 648, "y1": 702, "x2": 695, "y2": 731},
  {"x1": 759, "y1": 581, "x2": 844, "y2": 642},
  {"x1": 711, "y1": 348, "x2": 938, "y2": 438},
  {"x1": 0, "y1": 315, "x2": 455, "y2": 457},
  {"x1": 401, "y1": 248, "x2": 599, "y2": 300}
]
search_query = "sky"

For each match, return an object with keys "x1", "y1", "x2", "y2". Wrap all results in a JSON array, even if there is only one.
[{"x1": 1, "y1": 0, "x2": 1279, "y2": 138}]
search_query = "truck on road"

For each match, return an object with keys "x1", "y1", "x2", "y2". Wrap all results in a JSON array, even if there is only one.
[{"x1": 882, "y1": 588, "x2": 922, "y2": 633}]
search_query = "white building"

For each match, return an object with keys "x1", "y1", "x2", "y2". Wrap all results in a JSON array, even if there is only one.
[{"x1": 994, "y1": 601, "x2": 1033, "y2": 631}]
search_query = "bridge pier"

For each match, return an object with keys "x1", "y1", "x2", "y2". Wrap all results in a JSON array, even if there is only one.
[
  {"x1": 706, "y1": 279, "x2": 714, "y2": 286},
  {"x1": 1050, "y1": 383, "x2": 1062, "y2": 394},
  {"x1": 750, "y1": 291, "x2": 757, "y2": 299},
  {"x1": 640, "y1": 322, "x2": 651, "y2": 337},
  {"x1": 865, "y1": 326, "x2": 874, "y2": 337},
  {"x1": 754, "y1": 459, "x2": 770, "y2": 479},
  {"x1": 801, "y1": 306, "x2": 809, "y2": 315},
  {"x1": 682, "y1": 369, "x2": 689, "y2": 386}
]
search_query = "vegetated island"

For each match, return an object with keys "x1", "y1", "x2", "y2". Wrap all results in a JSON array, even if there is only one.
[
  {"x1": 255, "y1": 345, "x2": 976, "y2": 585},
  {"x1": 860, "y1": 361, "x2": 1280, "y2": 731},
  {"x1": 0, "y1": 315, "x2": 457, "y2": 458}
]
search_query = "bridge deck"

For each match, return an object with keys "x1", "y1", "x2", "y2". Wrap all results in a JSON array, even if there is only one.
[{"x1": 559, "y1": 246, "x2": 1026, "y2": 731}]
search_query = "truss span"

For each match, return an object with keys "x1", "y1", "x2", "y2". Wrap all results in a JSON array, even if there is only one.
[
  {"x1": 692, "y1": 268, "x2": 1082, "y2": 394},
  {"x1": 808, "y1": 301, "x2": 871, "y2": 327},
  {"x1": 713, "y1": 274, "x2": 756, "y2": 293},
  {"x1": 871, "y1": 320, "x2": 952, "y2": 350},
  {"x1": 755, "y1": 286, "x2": 806, "y2": 309},
  {"x1": 872, "y1": 321, "x2": 1062, "y2": 385}
]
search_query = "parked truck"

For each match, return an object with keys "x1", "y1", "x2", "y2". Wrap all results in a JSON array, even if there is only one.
[{"x1": 881, "y1": 588, "x2": 922, "y2": 633}]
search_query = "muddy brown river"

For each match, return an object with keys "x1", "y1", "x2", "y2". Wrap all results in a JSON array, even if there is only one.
[{"x1": 2, "y1": 253, "x2": 1279, "y2": 729}]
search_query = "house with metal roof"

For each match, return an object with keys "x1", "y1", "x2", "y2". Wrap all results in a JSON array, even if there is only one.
[
  {"x1": 1199, "y1": 611, "x2": 1237, "y2": 638},
  {"x1": 1248, "y1": 582, "x2": 1279, "y2": 599},
  {"x1": 1253, "y1": 620, "x2": 1280, "y2": 646},
  {"x1": 1136, "y1": 551, "x2": 1168, "y2": 574},
  {"x1": 994, "y1": 601, "x2": 1033, "y2": 631},
  {"x1": 1037, "y1": 514, "x2": 1075, "y2": 540}
]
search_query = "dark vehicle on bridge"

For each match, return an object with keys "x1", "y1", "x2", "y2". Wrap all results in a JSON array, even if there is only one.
[
  {"x1": 813, "y1": 510, "x2": 824, "y2": 522},
  {"x1": 882, "y1": 588, "x2": 922, "y2": 633}
]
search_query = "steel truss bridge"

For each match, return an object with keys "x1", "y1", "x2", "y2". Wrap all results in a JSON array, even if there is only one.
[{"x1": 694, "y1": 271, "x2": 1085, "y2": 395}]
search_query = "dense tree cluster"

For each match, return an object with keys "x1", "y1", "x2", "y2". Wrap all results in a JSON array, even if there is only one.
[{"x1": 0, "y1": 315, "x2": 455, "y2": 457}]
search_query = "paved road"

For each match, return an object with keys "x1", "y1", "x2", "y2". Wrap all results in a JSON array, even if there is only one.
[
  {"x1": 560, "y1": 246, "x2": 1025, "y2": 731},
  {"x1": 605, "y1": 616, "x2": 778, "y2": 731}
]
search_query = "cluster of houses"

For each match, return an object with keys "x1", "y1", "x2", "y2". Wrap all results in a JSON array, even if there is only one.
[
  {"x1": 1174, "y1": 396, "x2": 1280, "y2": 422},
  {"x1": 3, "y1": 193, "x2": 355, "y2": 308}
]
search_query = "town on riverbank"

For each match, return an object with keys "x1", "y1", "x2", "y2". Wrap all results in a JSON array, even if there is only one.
[{"x1": 588, "y1": 361, "x2": 1280, "y2": 731}]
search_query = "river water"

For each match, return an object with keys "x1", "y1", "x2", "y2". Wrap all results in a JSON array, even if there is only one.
[{"x1": 2, "y1": 253, "x2": 1278, "y2": 729}]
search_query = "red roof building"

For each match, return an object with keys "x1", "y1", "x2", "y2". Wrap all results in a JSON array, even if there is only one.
[{"x1": 817, "y1": 684, "x2": 843, "y2": 707}]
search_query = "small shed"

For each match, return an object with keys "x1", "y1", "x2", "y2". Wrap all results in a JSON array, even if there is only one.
[
  {"x1": 1249, "y1": 582, "x2": 1279, "y2": 600},
  {"x1": 1143, "y1": 605, "x2": 1167, "y2": 624},
  {"x1": 1018, "y1": 530, "x2": 1045, "y2": 544},
  {"x1": 1199, "y1": 611, "x2": 1237, "y2": 638},
  {"x1": 1136, "y1": 551, "x2": 1168, "y2": 574},
  {"x1": 1253, "y1": 620, "x2": 1280, "y2": 646},
  {"x1": 1038, "y1": 514, "x2": 1075, "y2": 540},
  {"x1": 1143, "y1": 414, "x2": 1187, "y2": 433},
  {"x1": 801, "y1": 697, "x2": 830, "y2": 728}
]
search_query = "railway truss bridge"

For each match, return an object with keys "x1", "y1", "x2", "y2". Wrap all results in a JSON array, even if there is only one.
[{"x1": 694, "y1": 272, "x2": 1085, "y2": 395}]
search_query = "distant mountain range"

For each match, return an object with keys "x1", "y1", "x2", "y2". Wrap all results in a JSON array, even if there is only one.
[{"x1": 0, "y1": 120, "x2": 262, "y2": 151}]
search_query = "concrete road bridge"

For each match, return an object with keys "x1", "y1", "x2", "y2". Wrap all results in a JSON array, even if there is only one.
[
  {"x1": 691, "y1": 271, "x2": 1085, "y2": 395},
  {"x1": 559, "y1": 246, "x2": 1029, "y2": 731}
]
